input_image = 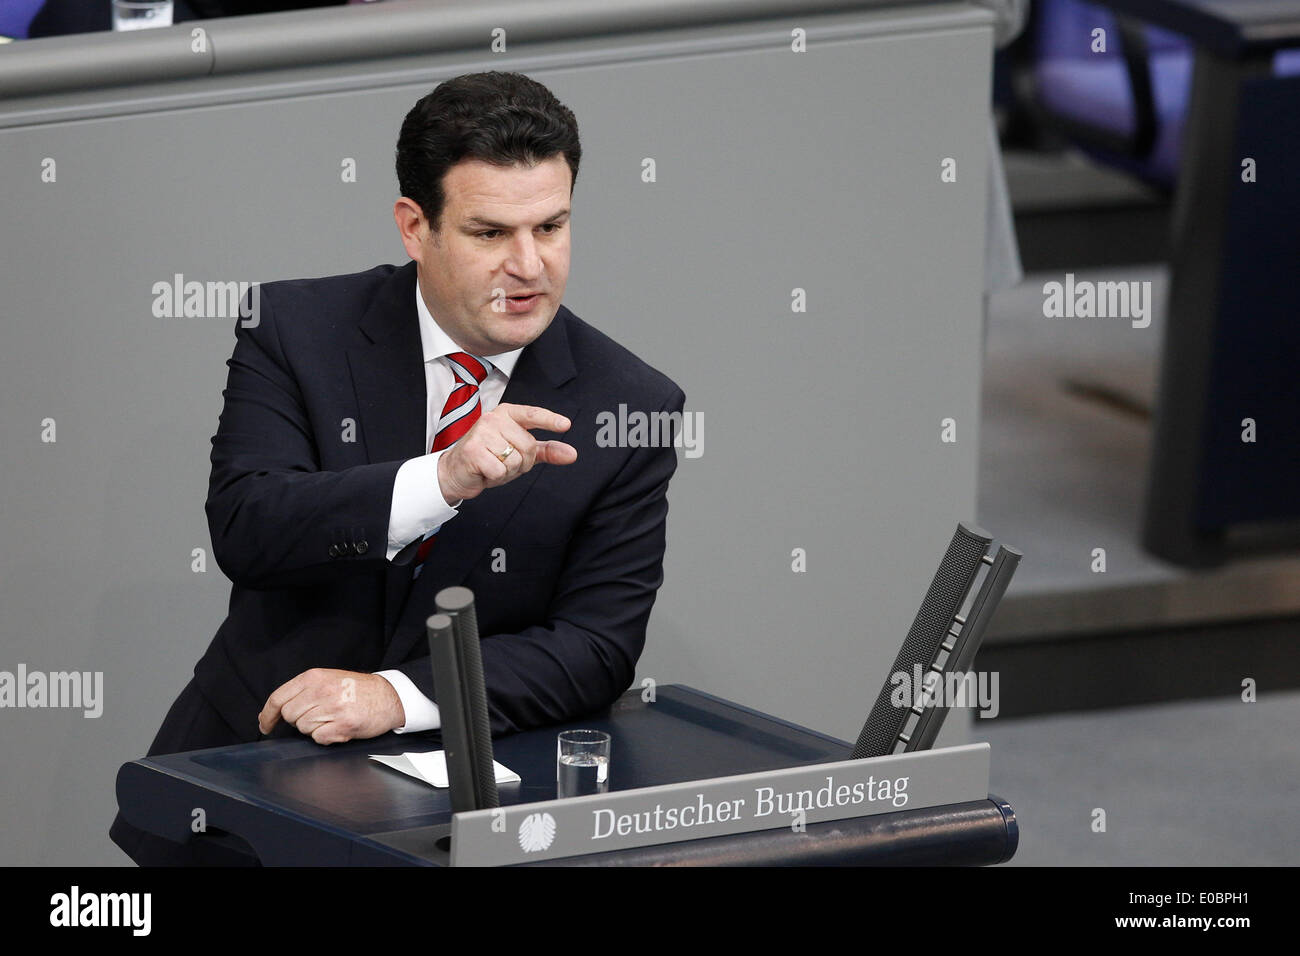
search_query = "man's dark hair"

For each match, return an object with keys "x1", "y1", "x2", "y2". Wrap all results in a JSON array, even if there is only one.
[{"x1": 396, "y1": 71, "x2": 582, "y2": 233}]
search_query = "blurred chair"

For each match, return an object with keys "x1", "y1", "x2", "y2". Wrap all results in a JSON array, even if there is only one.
[
  {"x1": 24, "y1": 0, "x2": 347, "y2": 38},
  {"x1": 1031, "y1": 0, "x2": 1300, "y2": 190},
  {"x1": 0, "y1": 0, "x2": 45, "y2": 39}
]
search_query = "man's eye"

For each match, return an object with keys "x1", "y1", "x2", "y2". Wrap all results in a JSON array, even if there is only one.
[{"x1": 477, "y1": 224, "x2": 561, "y2": 239}]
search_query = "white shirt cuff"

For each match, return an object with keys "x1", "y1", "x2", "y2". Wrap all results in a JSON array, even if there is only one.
[
  {"x1": 375, "y1": 669, "x2": 441, "y2": 733},
  {"x1": 387, "y1": 451, "x2": 461, "y2": 561}
]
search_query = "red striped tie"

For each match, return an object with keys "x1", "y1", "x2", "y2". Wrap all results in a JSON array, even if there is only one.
[{"x1": 413, "y1": 351, "x2": 492, "y2": 573}]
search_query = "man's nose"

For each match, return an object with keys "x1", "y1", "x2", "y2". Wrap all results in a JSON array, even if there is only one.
[{"x1": 504, "y1": 234, "x2": 543, "y2": 278}]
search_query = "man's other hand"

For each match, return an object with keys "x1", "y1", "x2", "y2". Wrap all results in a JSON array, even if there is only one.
[
  {"x1": 258, "y1": 669, "x2": 406, "y2": 744},
  {"x1": 438, "y1": 403, "x2": 576, "y2": 505}
]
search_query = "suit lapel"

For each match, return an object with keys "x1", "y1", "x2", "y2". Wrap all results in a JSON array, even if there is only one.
[
  {"x1": 348, "y1": 261, "x2": 427, "y2": 465},
  {"x1": 377, "y1": 295, "x2": 584, "y2": 668},
  {"x1": 344, "y1": 262, "x2": 428, "y2": 640}
]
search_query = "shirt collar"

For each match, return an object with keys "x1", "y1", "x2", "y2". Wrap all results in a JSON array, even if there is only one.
[{"x1": 415, "y1": 275, "x2": 523, "y2": 378}]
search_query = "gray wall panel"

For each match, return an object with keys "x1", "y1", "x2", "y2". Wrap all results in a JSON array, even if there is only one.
[{"x1": 0, "y1": 4, "x2": 992, "y2": 864}]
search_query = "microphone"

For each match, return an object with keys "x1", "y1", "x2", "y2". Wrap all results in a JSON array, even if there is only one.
[
  {"x1": 851, "y1": 523, "x2": 1021, "y2": 759},
  {"x1": 425, "y1": 586, "x2": 499, "y2": 812}
]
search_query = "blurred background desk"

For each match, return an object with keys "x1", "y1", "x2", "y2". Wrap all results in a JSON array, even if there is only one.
[
  {"x1": 1018, "y1": 0, "x2": 1300, "y2": 567},
  {"x1": 978, "y1": 0, "x2": 1300, "y2": 720},
  {"x1": 1089, "y1": 0, "x2": 1300, "y2": 567}
]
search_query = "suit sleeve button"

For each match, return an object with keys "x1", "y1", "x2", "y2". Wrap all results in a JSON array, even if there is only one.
[
  {"x1": 328, "y1": 544, "x2": 340, "y2": 558},
  {"x1": 356, "y1": 540, "x2": 369, "y2": 555}
]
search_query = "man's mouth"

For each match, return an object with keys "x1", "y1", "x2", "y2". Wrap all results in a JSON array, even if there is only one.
[{"x1": 504, "y1": 293, "x2": 541, "y2": 312}]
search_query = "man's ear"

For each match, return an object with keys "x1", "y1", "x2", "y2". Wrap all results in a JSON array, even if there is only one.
[{"x1": 394, "y1": 198, "x2": 427, "y2": 260}]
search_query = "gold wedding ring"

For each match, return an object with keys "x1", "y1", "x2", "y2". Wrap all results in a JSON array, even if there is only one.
[{"x1": 495, "y1": 444, "x2": 516, "y2": 462}]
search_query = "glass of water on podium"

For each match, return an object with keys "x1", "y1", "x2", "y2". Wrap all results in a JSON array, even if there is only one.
[
  {"x1": 112, "y1": 1, "x2": 174, "y2": 31},
  {"x1": 557, "y1": 729, "x2": 610, "y2": 798}
]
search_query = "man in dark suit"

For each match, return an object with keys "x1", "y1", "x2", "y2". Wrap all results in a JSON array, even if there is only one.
[{"x1": 110, "y1": 70, "x2": 685, "y2": 865}]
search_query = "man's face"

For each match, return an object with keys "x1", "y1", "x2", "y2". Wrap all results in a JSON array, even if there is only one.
[{"x1": 404, "y1": 155, "x2": 571, "y2": 357}]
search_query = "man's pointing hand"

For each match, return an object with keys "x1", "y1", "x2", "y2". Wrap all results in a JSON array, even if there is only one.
[{"x1": 437, "y1": 403, "x2": 576, "y2": 505}]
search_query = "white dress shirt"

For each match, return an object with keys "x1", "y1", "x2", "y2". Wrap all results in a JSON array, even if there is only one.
[{"x1": 374, "y1": 280, "x2": 523, "y2": 733}]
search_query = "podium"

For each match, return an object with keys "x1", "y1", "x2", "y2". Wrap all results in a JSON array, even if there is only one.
[{"x1": 115, "y1": 685, "x2": 1017, "y2": 866}]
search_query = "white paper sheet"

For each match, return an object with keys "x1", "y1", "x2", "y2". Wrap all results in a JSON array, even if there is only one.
[{"x1": 369, "y1": 751, "x2": 520, "y2": 788}]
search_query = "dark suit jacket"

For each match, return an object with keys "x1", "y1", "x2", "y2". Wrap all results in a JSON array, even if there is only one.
[{"x1": 188, "y1": 260, "x2": 684, "y2": 744}]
